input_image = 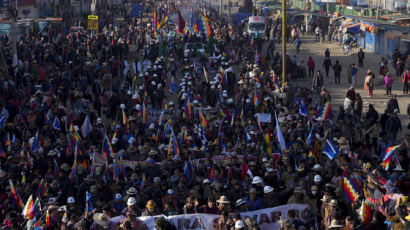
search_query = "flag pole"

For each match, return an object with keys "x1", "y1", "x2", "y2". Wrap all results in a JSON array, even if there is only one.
[{"x1": 282, "y1": 0, "x2": 287, "y2": 86}]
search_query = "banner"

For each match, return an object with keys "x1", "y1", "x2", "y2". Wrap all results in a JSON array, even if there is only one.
[
  {"x1": 109, "y1": 204, "x2": 313, "y2": 230},
  {"x1": 93, "y1": 152, "x2": 257, "y2": 168},
  {"x1": 256, "y1": 113, "x2": 271, "y2": 123}
]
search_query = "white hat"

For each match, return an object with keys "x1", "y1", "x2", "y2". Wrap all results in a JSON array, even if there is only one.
[
  {"x1": 93, "y1": 213, "x2": 111, "y2": 226},
  {"x1": 393, "y1": 164, "x2": 404, "y2": 171},
  {"x1": 168, "y1": 101, "x2": 174, "y2": 106},
  {"x1": 152, "y1": 81, "x2": 156, "y2": 86},
  {"x1": 167, "y1": 189, "x2": 174, "y2": 195},
  {"x1": 235, "y1": 220, "x2": 245, "y2": 229},
  {"x1": 136, "y1": 104, "x2": 141, "y2": 110},
  {"x1": 211, "y1": 85, "x2": 215, "y2": 89},
  {"x1": 264, "y1": 186, "x2": 274, "y2": 193},
  {"x1": 127, "y1": 90, "x2": 132, "y2": 95},
  {"x1": 128, "y1": 137, "x2": 135, "y2": 144},
  {"x1": 127, "y1": 197, "x2": 136, "y2": 206},
  {"x1": 252, "y1": 176, "x2": 263, "y2": 184},
  {"x1": 120, "y1": 104, "x2": 125, "y2": 110},
  {"x1": 112, "y1": 137, "x2": 118, "y2": 144},
  {"x1": 203, "y1": 179, "x2": 211, "y2": 184},
  {"x1": 314, "y1": 175, "x2": 322, "y2": 182},
  {"x1": 158, "y1": 83, "x2": 162, "y2": 88},
  {"x1": 74, "y1": 125, "x2": 79, "y2": 131},
  {"x1": 115, "y1": 193, "x2": 122, "y2": 200},
  {"x1": 97, "y1": 117, "x2": 102, "y2": 124},
  {"x1": 67, "y1": 196, "x2": 75, "y2": 204},
  {"x1": 154, "y1": 177, "x2": 161, "y2": 183},
  {"x1": 235, "y1": 199, "x2": 246, "y2": 207},
  {"x1": 246, "y1": 99, "x2": 251, "y2": 103},
  {"x1": 227, "y1": 98, "x2": 233, "y2": 103},
  {"x1": 262, "y1": 158, "x2": 268, "y2": 163},
  {"x1": 312, "y1": 164, "x2": 322, "y2": 171}
]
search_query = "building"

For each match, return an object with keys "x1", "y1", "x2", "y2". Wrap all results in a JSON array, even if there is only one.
[{"x1": 344, "y1": 16, "x2": 410, "y2": 58}]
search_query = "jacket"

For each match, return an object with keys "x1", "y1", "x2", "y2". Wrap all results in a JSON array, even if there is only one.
[
  {"x1": 308, "y1": 58, "x2": 315, "y2": 69},
  {"x1": 384, "y1": 75, "x2": 393, "y2": 87},
  {"x1": 386, "y1": 117, "x2": 402, "y2": 133},
  {"x1": 243, "y1": 196, "x2": 264, "y2": 211}
]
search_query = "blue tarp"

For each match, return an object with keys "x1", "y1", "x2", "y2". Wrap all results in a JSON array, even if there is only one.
[
  {"x1": 0, "y1": 23, "x2": 10, "y2": 37},
  {"x1": 232, "y1": 12, "x2": 253, "y2": 24},
  {"x1": 347, "y1": 24, "x2": 361, "y2": 34},
  {"x1": 314, "y1": 1, "x2": 326, "y2": 6}
]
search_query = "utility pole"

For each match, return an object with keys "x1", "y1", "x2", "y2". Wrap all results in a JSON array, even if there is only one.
[
  {"x1": 220, "y1": 0, "x2": 222, "y2": 15},
  {"x1": 228, "y1": 0, "x2": 231, "y2": 24},
  {"x1": 375, "y1": 0, "x2": 381, "y2": 19},
  {"x1": 8, "y1": 0, "x2": 18, "y2": 76},
  {"x1": 326, "y1": 0, "x2": 329, "y2": 15},
  {"x1": 282, "y1": 0, "x2": 286, "y2": 85}
]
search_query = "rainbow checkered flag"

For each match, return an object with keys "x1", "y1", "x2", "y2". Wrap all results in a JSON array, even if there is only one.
[
  {"x1": 360, "y1": 200, "x2": 373, "y2": 225},
  {"x1": 343, "y1": 177, "x2": 359, "y2": 203}
]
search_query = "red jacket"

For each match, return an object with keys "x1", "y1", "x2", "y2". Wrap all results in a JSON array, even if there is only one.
[
  {"x1": 402, "y1": 71, "x2": 409, "y2": 83},
  {"x1": 308, "y1": 58, "x2": 315, "y2": 69}
]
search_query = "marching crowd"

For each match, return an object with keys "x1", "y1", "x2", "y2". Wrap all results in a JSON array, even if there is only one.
[{"x1": 0, "y1": 1, "x2": 409, "y2": 230}]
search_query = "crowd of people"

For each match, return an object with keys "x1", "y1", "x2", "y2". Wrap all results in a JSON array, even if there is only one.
[{"x1": 0, "y1": 1, "x2": 409, "y2": 230}]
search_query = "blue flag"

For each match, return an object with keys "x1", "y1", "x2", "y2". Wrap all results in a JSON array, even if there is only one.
[
  {"x1": 189, "y1": 9, "x2": 195, "y2": 29},
  {"x1": 31, "y1": 132, "x2": 39, "y2": 152},
  {"x1": 274, "y1": 112, "x2": 286, "y2": 151},
  {"x1": 0, "y1": 115, "x2": 6, "y2": 128},
  {"x1": 299, "y1": 100, "x2": 307, "y2": 117},
  {"x1": 169, "y1": 81, "x2": 178, "y2": 94},
  {"x1": 53, "y1": 117, "x2": 61, "y2": 131},
  {"x1": 86, "y1": 191, "x2": 93, "y2": 212},
  {"x1": 184, "y1": 162, "x2": 191, "y2": 184},
  {"x1": 246, "y1": 131, "x2": 251, "y2": 143},
  {"x1": 323, "y1": 139, "x2": 339, "y2": 160},
  {"x1": 306, "y1": 131, "x2": 312, "y2": 146}
]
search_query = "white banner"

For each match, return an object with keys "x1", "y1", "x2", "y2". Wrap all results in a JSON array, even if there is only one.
[
  {"x1": 109, "y1": 204, "x2": 313, "y2": 230},
  {"x1": 256, "y1": 113, "x2": 271, "y2": 123}
]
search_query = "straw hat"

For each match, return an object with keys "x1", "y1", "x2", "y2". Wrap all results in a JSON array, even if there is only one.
[
  {"x1": 127, "y1": 187, "x2": 138, "y2": 195},
  {"x1": 393, "y1": 164, "x2": 404, "y2": 171},
  {"x1": 329, "y1": 219, "x2": 343, "y2": 228},
  {"x1": 146, "y1": 200, "x2": 156, "y2": 209},
  {"x1": 337, "y1": 137, "x2": 348, "y2": 144},
  {"x1": 329, "y1": 199, "x2": 338, "y2": 206},
  {"x1": 247, "y1": 188, "x2": 259, "y2": 194},
  {"x1": 93, "y1": 213, "x2": 111, "y2": 226},
  {"x1": 216, "y1": 195, "x2": 230, "y2": 204}
]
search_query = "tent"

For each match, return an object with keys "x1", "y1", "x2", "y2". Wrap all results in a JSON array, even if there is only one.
[{"x1": 346, "y1": 23, "x2": 361, "y2": 34}]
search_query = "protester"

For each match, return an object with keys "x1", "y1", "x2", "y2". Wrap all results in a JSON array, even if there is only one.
[
  {"x1": 357, "y1": 48, "x2": 365, "y2": 68},
  {"x1": 364, "y1": 70, "x2": 375, "y2": 96},
  {"x1": 384, "y1": 72, "x2": 394, "y2": 96},
  {"x1": 332, "y1": 60, "x2": 341, "y2": 85}
]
